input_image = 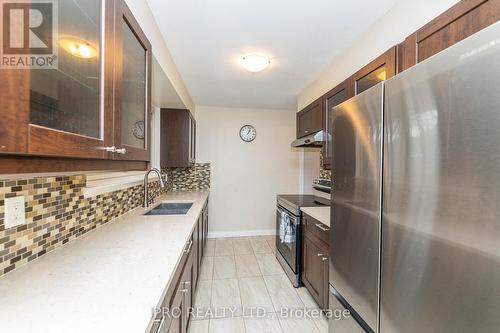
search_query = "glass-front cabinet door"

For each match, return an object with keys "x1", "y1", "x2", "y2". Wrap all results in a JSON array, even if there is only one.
[
  {"x1": 28, "y1": 0, "x2": 113, "y2": 158},
  {"x1": 353, "y1": 47, "x2": 396, "y2": 95},
  {"x1": 0, "y1": 0, "x2": 152, "y2": 166},
  {"x1": 323, "y1": 79, "x2": 353, "y2": 169},
  {"x1": 113, "y1": 0, "x2": 151, "y2": 161}
]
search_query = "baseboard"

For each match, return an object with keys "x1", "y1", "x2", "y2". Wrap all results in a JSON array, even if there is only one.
[{"x1": 208, "y1": 229, "x2": 276, "y2": 239}]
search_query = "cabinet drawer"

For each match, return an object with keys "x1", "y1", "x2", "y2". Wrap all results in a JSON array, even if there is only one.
[{"x1": 303, "y1": 214, "x2": 330, "y2": 246}]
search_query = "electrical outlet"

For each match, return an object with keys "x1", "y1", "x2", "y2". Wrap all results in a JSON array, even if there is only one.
[{"x1": 5, "y1": 196, "x2": 26, "y2": 229}]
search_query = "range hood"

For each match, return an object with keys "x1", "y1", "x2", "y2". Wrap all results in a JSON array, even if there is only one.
[{"x1": 291, "y1": 130, "x2": 325, "y2": 147}]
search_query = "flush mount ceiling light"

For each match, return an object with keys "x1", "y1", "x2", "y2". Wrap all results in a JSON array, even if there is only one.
[
  {"x1": 59, "y1": 37, "x2": 98, "y2": 59},
  {"x1": 241, "y1": 54, "x2": 270, "y2": 73}
]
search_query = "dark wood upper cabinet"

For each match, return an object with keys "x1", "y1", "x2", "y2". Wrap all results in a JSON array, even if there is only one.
[
  {"x1": 296, "y1": 96, "x2": 324, "y2": 139},
  {"x1": 0, "y1": 0, "x2": 152, "y2": 172},
  {"x1": 352, "y1": 47, "x2": 397, "y2": 95},
  {"x1": 113, "y1": 0, "x2": 152, "y2": 161},
  {"x1": 322, "y1": 79, "x2": 354, "y2": 170},
  {"x1": 0, "y1": 71, "x2": 30, "y2": 155},
  {"x1": 402, "y1": 0, "x2": 500, "y2": 71},
  {"x1": 0, "y1": 0, "x2": 114, "y2": 159},
  {"x1": 160, "y1": 109, "x2": 196, "y2": 168}
]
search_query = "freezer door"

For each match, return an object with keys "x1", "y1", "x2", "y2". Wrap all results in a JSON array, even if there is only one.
[
  {"x1": 382, "y1": 22, "x2": 500, "y2": 333},
  {"x1": 329, "y1": 286, "x2": 365, "y2": 333},
  {"x1": 329, "y1": 83, "x2": 384, "y2": 332}
]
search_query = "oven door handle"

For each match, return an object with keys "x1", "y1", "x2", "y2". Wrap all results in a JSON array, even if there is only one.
[
  {"x1": 277, "y1": 207, "x2": 299, "y2": 225},
  {"x1": 277, "y1": 207, "x2": 287, "y2": 216}
]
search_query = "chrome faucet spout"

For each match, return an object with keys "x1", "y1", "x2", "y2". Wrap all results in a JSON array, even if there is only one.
[{"x1": 143, "y1": 168, "x2": 166, "y2": 208}]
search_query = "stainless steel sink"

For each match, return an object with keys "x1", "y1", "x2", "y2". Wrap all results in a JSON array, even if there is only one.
[{"x1": 144, "y1": 202, "x2": 193, "y2": 215}]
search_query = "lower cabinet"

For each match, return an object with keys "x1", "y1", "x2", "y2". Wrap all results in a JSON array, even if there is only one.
[
  {"x1": 192, "y1": 222, "x2": 199, "y2": 291},
  {"x1": 181, "y1": 250, "x2": 194, "y2": 333},
  {"x1": 150, "y1": 203, "x2": 209, "y2": 333},
  {"x1": 164, "y1": 285, "x2": 182, "y2": 333},
  {"x1": 203, "y1": 204, "x2": 208, "y2": 244},
  {"x1": 302, "y1": 213, "x2": 330, "y2": 309}
]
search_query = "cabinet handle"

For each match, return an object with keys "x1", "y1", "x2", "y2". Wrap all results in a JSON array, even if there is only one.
[
  {"x1": 156, "y1": 316, "x2": 166, "y2": 333},
  {"x1": 101, "y1": 146, "x2": 116, "y2": 153},
  {"x1": 322, "y1": 257, "x2": 328, "y2": 261},
  {"x1": 317, "y1": 253, "x2": 324, "y2": 257},
  {"x1": 305, "y1": 130, "x2": 309, "y2": 133},
  {"x1": 180, "y1": 288, "x2": 189, "y2": 293},
  {"x1": 315, "y1": 223, "x2": 330, "y2": 232},
  {"x1": 115, "y1": 148, "x2": 127, "y2": 154},
  {"x1": 184, "y1": 281, "x2": 191, "y2": 286},
  {"x1": 184, "y1": 240, "x2": 193, "y2": 254}
]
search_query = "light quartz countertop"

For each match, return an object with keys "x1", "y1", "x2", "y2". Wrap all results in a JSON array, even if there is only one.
[
  {"x1": 301, "y1": 206, "x2": 330, "y2": 227},
  {"x1": 0, "y1": 190, "x2": 209, "y2": 333}
]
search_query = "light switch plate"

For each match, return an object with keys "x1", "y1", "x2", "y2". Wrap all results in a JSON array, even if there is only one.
[{"x1": 5, "y1": 196, "x2": 26, "y2": 229}]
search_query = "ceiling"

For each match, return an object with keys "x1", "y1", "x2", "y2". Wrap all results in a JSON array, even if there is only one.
[{"x1": 147, "y1": 0, "x2": 400, "y2": 110}]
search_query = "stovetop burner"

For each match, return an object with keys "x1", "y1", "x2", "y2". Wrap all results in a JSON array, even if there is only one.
[
  {"x1": 277, "y1": 194, "x2": 330, "y2": 216},
  {"x1": 277, "y1": 194, "x2": 329, "y2": 207}
]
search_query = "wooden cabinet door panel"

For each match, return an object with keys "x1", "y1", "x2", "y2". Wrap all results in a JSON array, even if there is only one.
[
  {"x1": 197, "y1": 215, "x2": 203, "y2": 275},
  {"x1": 160, "y1": 109, "x2": 194, "y2": 167},
  {"x1": 113, "y1": 0, "x2": 152, "y2": 161},
  {"x1": 402, "y1": 0, "x2": 500, "y2": 71},
  {"x1": 321, "y1": 249, "x2": 329, "y2": 308},
  {"x1": 322, "y1": 79, "x2": 353, "y2": 169},
  {"x1": 198, "y1": 215, "x2": 203, "y2": 260},
  {"x1": 181, "y1": 251, "x2": 194, "y2": 333},
  {"x1": 297, "y1": 97, "x2": 324, "y2": 138},
  {"x1": 1, "y1": 0, "x2": 114, "y2": 159},
  {"x1": 165, "y1": 286, "x2": 183, "y2": 333},
  {"x1": 302, "y1": 234, "x2": 328, "y2": 309},
  {"x1": 192, "y1": 222, "x2": 199, "y2": 290},
  {"x1": 353, "y1": 47, "x2": 396, "y2": 95},
  {"x1": 188, "y1": 115, "x2": 196, "y2": 164},
  {"x1": 203, "y1": 205, "x2": 208, "y2": 245},
  {"x1": 0, "y1": 70, "x2": 29, "y2": 154}
]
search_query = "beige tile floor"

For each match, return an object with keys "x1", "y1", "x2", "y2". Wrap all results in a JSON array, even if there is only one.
[{"x1": 189, "y1": 236, "x2": 328, "y2": 333}]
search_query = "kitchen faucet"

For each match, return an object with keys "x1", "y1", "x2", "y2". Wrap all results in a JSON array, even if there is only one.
[{"x1": 143, "y1": 168, "x2": 166, "y2": 208}]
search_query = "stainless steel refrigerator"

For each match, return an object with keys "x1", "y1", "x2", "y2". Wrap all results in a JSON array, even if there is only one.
[{"x1": 329, "y1": 21, "x2": 500, "y2": 333}]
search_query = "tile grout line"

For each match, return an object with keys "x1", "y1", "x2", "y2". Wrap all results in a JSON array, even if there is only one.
[
  {"x1": 261, "y1": 271, "x2": 285, "y2": 333},
  {"x1": 204, "y1": 237, "x2": 307, "y2": 333},
  {"x1": 235, "y1": 274, "x2": 247, "y2": 333}
]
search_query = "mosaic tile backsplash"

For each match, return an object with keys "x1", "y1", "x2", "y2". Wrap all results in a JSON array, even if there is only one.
[
  {"x1": 319, "y1": 151, "x2": 332, "y2": 180},
  {"x1": 0, "y1": 163, "x2": 211, "y2": 277},
  {"x1": 164, "y1": 163, "x2": 211, "y2": 190}
]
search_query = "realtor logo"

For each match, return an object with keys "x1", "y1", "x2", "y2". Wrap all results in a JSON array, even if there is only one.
[{"x1": 0, "y1": 0, "x2": 58, "y2": 68}]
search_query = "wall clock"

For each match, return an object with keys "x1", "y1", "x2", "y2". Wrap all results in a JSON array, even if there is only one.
[
  {"x1": 132, "y1": 121, "x2": 145, "y2": 139},
  {"x1": 239, "y1": 125, "x2": 257, "y2": 142}
]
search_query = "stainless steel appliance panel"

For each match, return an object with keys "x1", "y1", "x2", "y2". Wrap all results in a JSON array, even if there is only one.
[
  {"x1": 329, "y1": 286, "x2": 366, "y2": 333},
  {"x1": 381, "y1": 22, "x2": 500, "y2": 333},
  {"x1": 329, "y1": 83, "x2": 384, "y2": 332}
]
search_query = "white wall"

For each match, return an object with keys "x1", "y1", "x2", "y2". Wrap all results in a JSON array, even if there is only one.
[
  {"x1": 196, "y1": 106, "x2": 300, "y2": 237},
  {"x1": 124, "y1": 0, "x2": 195, "y2": 111},
  {"x1": 297, "y1": 0, "x2": 459, "y2": 110}
]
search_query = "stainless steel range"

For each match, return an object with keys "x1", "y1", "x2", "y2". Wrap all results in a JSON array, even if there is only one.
[{"x1": 276, "y1": 180, "x2": 331, "y2": 287}]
